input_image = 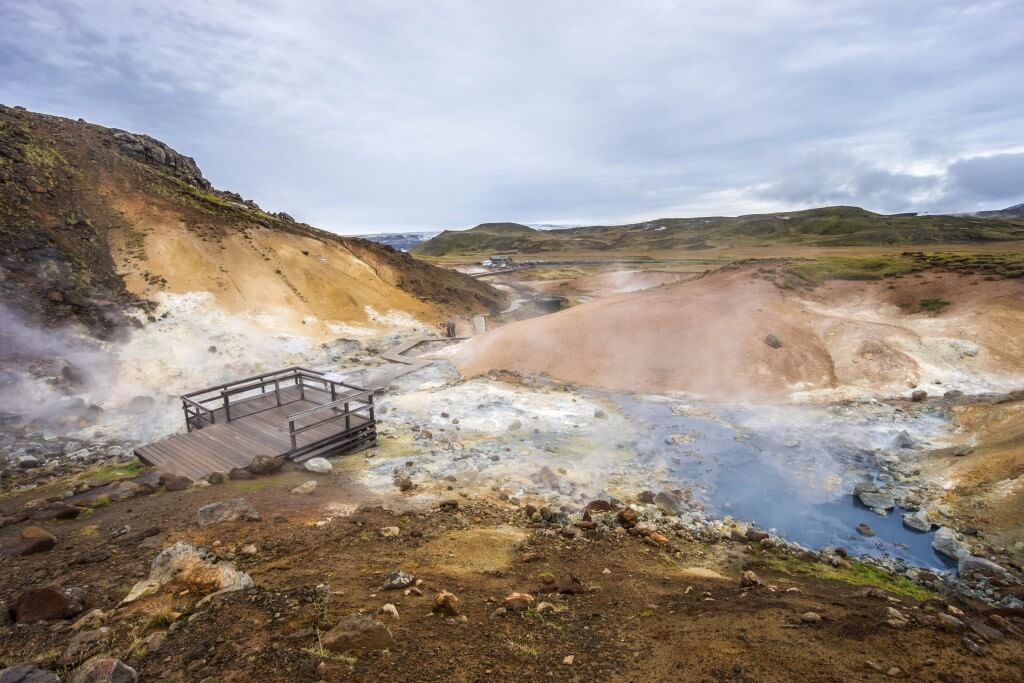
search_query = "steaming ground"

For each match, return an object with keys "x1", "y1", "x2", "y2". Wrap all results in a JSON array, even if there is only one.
[{"x1": 0, "y1": 291, "x2": 434, "y2": 446}]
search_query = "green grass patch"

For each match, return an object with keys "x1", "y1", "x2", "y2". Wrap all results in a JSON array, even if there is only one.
[
  {"x1": 78, "y1": 461, "x2": 148, "y2": 485},
  {"x1": 765, "y1": 556, "x2": 936, "y2": 601},
  {"x1": 784, "y1": 255, "x2": 917, "y2": 286},
  {"x1": 919, "y1": 297, "x2": 951, "y2": 312}
]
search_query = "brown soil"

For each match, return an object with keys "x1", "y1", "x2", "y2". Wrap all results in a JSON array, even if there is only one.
[
  {"x1": 0, "y1": 104, "x2": 503, "y2": 338},
  {"x1": 2, "y1": 471, "x2": 1022, "y2": 682},
  {"x1": 456, "y1": 266, "x2": 1024, "y2": 400},
  {"x1": 922, "y1": 399, "x2": 1024, "y2": 553}
]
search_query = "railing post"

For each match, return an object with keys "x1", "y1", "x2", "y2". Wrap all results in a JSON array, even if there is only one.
[
  {"x1": 183, "y1": 401, "x2": 192, "y2": 432},
  {"x1": 345, "y1": 402, "x2": 350, "y2": 431},
  {"x1": 331, "y1": 383, "x2": 336, "y2": 402},
  {"x1": 369, "y1": 394, "x2": 375, "y2": 422},
  {"x1": 223, "y1": 390, "x2": 231, "y2": 422},
  {"x1": 274, "y1": 378, "x2": 281, "y2": 406},
  {"x1": 299, "y1": 374, "x2": 305, "y2": 401},
  {"x1": 289, "y1": 420, "x2": 296, "y2": 450}
]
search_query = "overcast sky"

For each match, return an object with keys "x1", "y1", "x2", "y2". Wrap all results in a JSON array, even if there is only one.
[{"x1": 1, "y1": 1, "x2": 1022, "y2": 233}]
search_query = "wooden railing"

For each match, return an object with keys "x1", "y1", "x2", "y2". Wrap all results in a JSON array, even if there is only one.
[
  {"x1": 180, "y1": 367, "x2": 369, "y2": 433},
  {"x1": 286, "y1": 389, "x2": 375, "y2": 451}
]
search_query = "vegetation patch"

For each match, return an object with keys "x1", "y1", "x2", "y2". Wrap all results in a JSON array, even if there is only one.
[
  {"x1": 919, "y1": 297, "x2": 951, "y2": 312},
  {"x1": 783, "y1": 255, "x2": 917, "y2": 286},
  {"x1": 765, "y1": 555, "x2": 936, "y2": 601}
]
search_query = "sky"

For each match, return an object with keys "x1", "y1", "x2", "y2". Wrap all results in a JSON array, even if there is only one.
[{"x1": 1, "y1": 0, "x2": 1022, "y2": 234}]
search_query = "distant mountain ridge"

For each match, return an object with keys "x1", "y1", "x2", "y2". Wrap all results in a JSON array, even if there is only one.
[{"x1": 412, "y1": 205, "x2": 1024, "y2": 256}]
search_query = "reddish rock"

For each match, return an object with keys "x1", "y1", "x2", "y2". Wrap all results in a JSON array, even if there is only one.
[
  {"x1": 432, "y1": 590, "x2": 461, "y2": 616},
  {"x1": 321, "y1": 614, "x2": 393, "y2": 652},
  {"x1": 520, "y1": 552, "x2": 546, "y2": 563},
  {"x1": 10, "y1": 587, "x2": 85, "y2": 623},
  {"x1": 585, "y1": 500, "x2": 612, "y2": 514},
  {"x1": 616, "y1": 508, "x2": 638, "y2": 528},
  {"x1": 14, "y1": 526, "x2": 56, "y2": 556},
  {"x1": 68, "y1": 655, "x2": 137, "y2": 682},
  {"x1": 504, "y1": 592, "x2": 535, "y2": 611}
]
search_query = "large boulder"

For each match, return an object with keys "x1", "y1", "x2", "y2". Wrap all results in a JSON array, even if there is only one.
[
  {"x1": 196, "y1": 499, "x2": 260, "y2": 527},
  {"x1": 9, "y1": 586, "x2": 86, "y2": 623},
  {"x1": 120, "y1": 542, "x2": 252, "y2": 604},
  {"x1": 0, "y1": 665, "x2": 60, "y2": 683},
  {"x1": 157, "y1": 472, "x2": 190, "y2": 492},
  {"x1": 69, "y1": 656, "x2": 137, "y2": 683},
  {"x1": 857, "y1": 489, "x2": 895, "y2": 511},
  {"x1": 932, "y1": 527, "x2": 970, "y2": 560},
  {"x1": 247, "y1": 455, "x2": 284, "y2": 476},
  {"x1": 321, "y1": 614, "x2": 393, "y2": 652},
  {"x1": 14, "y1": 526, "x2": 56, "y2": 556}
]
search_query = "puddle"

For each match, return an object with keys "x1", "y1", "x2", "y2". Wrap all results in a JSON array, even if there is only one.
[{"x1": 608, "y1": 394, "x2": 956, "y2": 569}]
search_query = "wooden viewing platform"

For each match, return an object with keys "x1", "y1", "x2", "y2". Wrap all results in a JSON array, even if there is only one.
[{"x1": 135, "y1": 367, "x2": 376, "y2": 480}]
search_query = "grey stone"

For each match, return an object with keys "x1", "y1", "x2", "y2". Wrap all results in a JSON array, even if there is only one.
[
  {"x1": 932, "y1": 527, "x2": 969, "y2": 560},
  {"x1": 304, "y1": 457, "x2": 332, "y2": 474},
  {"x1": 196, "y1": 499, "x2": 260, "y2": 527},
  {"x1": 0, "y1": 665, "x2": 60, "y2": 683}
]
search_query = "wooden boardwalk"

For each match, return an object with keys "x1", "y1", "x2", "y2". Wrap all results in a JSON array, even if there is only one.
[{"x1": 135, "y1": 371, "x2": 376, "y2": 481}]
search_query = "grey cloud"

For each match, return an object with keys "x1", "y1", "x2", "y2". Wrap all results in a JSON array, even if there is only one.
[
  {"x1": 946, "y1": 153, "x2": 1024, "y2": 202},
  {"x1": 0, "y1": 0, "x2": 1022, "y2": 231}
]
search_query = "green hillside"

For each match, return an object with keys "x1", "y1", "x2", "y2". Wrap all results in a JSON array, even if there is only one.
[{"x1": 413, "y1": 206, "x2": 1024, "y2": 257}]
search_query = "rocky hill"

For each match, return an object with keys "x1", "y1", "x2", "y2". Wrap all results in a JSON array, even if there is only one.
[
  {"x1": 413, "y1": 206, "x2": 1024, "y2": 257},
  {"x1": 0, "y1": 105, "x2": 503, "y2": 339}
]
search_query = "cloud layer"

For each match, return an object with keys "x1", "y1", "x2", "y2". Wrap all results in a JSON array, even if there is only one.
[{"x1": 1, "y1": 0, "x2": 1022, "y2": 232}]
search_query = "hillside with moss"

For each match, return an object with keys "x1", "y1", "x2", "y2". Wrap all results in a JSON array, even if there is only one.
[
  {"x1": 414, "y1": 206, "x2": 1024, "y2": 257},
  {"x1": 0, "y1": 105, "x2": 503, "y2": 338}
]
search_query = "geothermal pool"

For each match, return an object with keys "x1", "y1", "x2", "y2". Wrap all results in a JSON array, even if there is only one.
[{"x1": 610, "y1": 394, "x2": 955, "y2": 569}]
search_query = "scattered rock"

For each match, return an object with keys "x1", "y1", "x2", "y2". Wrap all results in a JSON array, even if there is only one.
[
  {"x1": 394, "y1": 475, "x2": 414, "y2": 491},
  {"x1": 800, "y1": 612, "x2": 822, "y2": 623},
  {"x1": 856, "y1": 522, "x2": 875, "y2": 537},
  {"x1": 563, "y1": 655, "x2": 575, "y2": 666},
  {"x1": 157, "y1": 472, "x2": 190, "y2": 492},
  {"x1": 911, "y1": 389, "x2": 928, "y2": 402},
  {"x1": 504, "y1": 592, "x2": 534, "y2": 611},
  {"x1": 653, "y1": 491, "x2": 682, "y2": 515},
  {"x1": 304, "y1": 457, "x2": 332, "y2": 474},
  {"x1": 958, "y1": 554, "x2": 1009, "y2": 580},
  {"x1": 892, "y1": 430, "x2": 920, "y2": 449},
  {"x1": 69, "y1": 655, "x2": 138, "y2": 682},
  {"x1": 10, "y1": 586, "x2": 86, "y2": 623},
  {"x1": 59, "y1": 627, "x2": 110, "y2": 666},
  {"x1": 740, "y1": 571, "x2": 762, "y2": 588},
  {"x1": 0, "y1": 665, "x2": 60, "y2": 683},
  {"x1": 932, "y1": 527, "x2": 970, "y2": 560},
  {"x1": 379, "y1": 603, "x2": 399, "y2": 620},
  {"x1": 432, "y1": 590, "x2": 461, "y2": 616},
  {"x1": 247, "y1": 455, "x2": 283, "y2": 475},
  {"x1": 857, "y1": 490, "x2": 895, "y2": 511},
  {"x1": 121, "y1": 542, "x2": 252, "y2": 604},
  {"x1": 520, "y1": 552, "x2": 546, "y2": 563},
  {"x1": 196, "y1": 499, "x2": 260, "y2": 527},
  {"x1": 616, "y1": 508, "x2": 638, "y2": 528},
  {"x1": 14, "y1": 526, "x2": 56, "y2": 556},
  {"x1": 227, "y1": 467, "x2": 255, "y2": 480},
  {"x1": 764, "y1": 334, "x2": 782, "y2": 349},
  {"x1": 291, "y1": 480, "x2": 317, "y2": 495},
  {"x1": 205, "y1": 472, "x2": 227, "y2": 485},
  {"x1": 536, "y1": 601, "x2": 555, "y2": 615},
  {"x1": 902, "y1": 512, "x2": 932, "y2": 532},
  {"x1": 379, "y1": 526, "x2": 401, "y2": 538},
  {"x1": 382, "y1": 571, "x2": 415, "y2": 590}
]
